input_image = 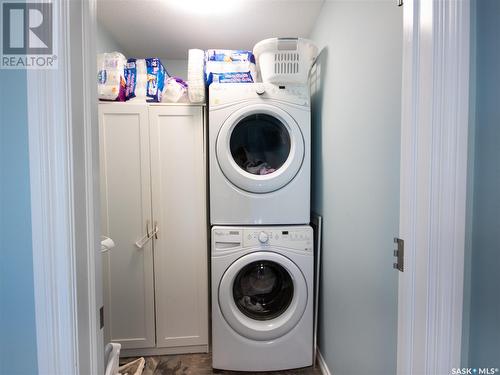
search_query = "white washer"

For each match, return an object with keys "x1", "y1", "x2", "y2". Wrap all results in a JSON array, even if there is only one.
[
  {"x1": 209, "y1": 83, "x2": 311, "y2": 225},
  {"x1": 211, "y1": 226, "x2": 314, "y2": 372}
]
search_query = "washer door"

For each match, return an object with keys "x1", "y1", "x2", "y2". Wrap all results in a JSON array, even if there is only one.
[
  {"x1": 216, "y1": 104, "x2": 304, "y2": 193},
  {"x1": 218, "y1": 251, "x2": 308, "y2": 341}
]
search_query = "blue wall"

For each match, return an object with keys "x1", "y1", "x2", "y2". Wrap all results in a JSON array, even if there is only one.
[
  {"x1": 0, "y1": 70, "x2": 38, "y2": 374},
  {"x1": 466, "y1": 0, "x2": 500, "y2": 367},
  {"x1": 309, "y1": 2, "x2": 402, "y2": 374}
]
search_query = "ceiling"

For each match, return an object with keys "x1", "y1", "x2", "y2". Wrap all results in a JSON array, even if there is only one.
[{"x1": 97, "y1": 0, "x2": 325, "y2": 59}]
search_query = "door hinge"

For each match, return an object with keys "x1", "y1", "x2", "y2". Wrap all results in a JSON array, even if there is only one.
[
  {"x1": 393, "y1": 237, "x2": 404, "y2": 272},
  {"x1": 100, "y1": 306, "x2": 104, "y2": 329}
]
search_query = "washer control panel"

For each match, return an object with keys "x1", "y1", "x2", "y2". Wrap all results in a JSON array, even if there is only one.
[
  {"x1": 212, "y1": 226, "x2": 313, "y2": 252},
  {"x1": 243, "y1": 226, "x2": 313, "y2": 251}
]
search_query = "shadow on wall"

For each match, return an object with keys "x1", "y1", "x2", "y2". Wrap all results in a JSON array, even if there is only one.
[{"x1": 310, "y1": 46, "x2": 328, "y2": 214}]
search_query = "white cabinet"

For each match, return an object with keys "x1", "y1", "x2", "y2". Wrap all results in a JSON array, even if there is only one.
[{"x1": 99, "y1": 103, "x2": 208, "y2": 355}]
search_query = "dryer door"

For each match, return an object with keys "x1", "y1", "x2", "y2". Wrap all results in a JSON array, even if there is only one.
[
  {"x1": 216, "y1": 104, "x2": 305, "y2": 193},
  {"x1": 218, "y1": 251, "x2": 308, "y2": 341}
]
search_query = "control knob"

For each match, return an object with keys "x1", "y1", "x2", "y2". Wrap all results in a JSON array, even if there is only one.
[
  {"x1": 255, "y1": 85, "x2": 266, "y2": 95},
  {"x1": 258, "y1": 231, "x2": 269, "y2": 243}
]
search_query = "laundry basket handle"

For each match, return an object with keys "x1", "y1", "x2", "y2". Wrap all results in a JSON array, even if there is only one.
[{"x1": 277, "y1": 38, "x2": 299, "y2": 51}]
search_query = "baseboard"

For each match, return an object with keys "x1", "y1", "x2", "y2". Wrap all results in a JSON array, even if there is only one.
[
  {"x1": 316, "y1": 350, "x2": 333, "y2": 375},
  {"x1": 120, "y1": 344, "x2": 209, "y2": 358}
]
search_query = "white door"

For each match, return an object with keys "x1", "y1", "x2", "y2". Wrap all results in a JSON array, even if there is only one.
[
  {"x1": 216, "y1": 104, "x2": 304, "y2": 193},
  {"x1": 149, "y1": 105, "x2": 209, "y2": 349},
  {"x1": 99, "y1": 104, "x2": 156, "y2": 349}
]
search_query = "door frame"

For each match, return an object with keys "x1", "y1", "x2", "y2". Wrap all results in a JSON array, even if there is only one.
[
  {"x1": 25, "y1": 1, "x2": 470, "y2": 374},
  {"x1": 397, "y1": 0, "x2": 470, "y2": 373},
  {"x1": 26, "y1": 0, "x2": 102, "y2": 374}
]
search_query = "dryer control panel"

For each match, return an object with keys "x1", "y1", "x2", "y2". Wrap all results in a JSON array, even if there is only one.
[{"x1": 209, "y1": 83, "x2": 310, "y2": 108}]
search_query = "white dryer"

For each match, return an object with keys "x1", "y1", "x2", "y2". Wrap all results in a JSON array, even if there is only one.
[
  {"x1": 211, "y1": 226, "x2": 314, "y2": 372},
  {"x1": 209, "y1": 83, "x2": 310, "y2": 225}
]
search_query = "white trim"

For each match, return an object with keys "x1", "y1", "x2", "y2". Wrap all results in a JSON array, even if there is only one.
[
  {"x1": 27, "y1": 0, "x2": 79, "y2": 373},
  {"x1": 316, "y1": 350, "x2": 333, "y2": 375},
  {"x1": 398, "y1": 0, "x2": 470, "y2": 374},
  {"x1": 121, "y1": 345, "x2": 209, "y2": 357},
  {"x1": 77, "y1": 0, "x2": 103, "y2": 374},
  {"x1": 28, "y1": 1, "x2": 101, "y2": 374}
]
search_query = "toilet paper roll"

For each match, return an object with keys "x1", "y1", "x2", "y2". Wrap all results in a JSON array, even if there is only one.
[
  {"x1": 188, "y1": 83, "x2": 205, "y2": 103},
  {"x1": 98, "y1": 84, "x2": 122, "y2": 100},
  {"x1": 135, "y1": 59, "x2": 147, "y2": 75}
]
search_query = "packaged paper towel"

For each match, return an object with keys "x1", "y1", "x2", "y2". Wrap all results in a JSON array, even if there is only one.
[
  {"x1": 205, "y1": 49, "x2": 257, "y2": 85},
  {"x1": 97, "y1": 52, "x2": 127, "y2": 101},
  {"x1": 145, "y1": 58, "x2": 167, "y2": 102},
  {"x1": 124, "y1": 58, "x2": 167, "y2": 102},
  {"x1": 124, "y1": 58, "x2": 148, "y2": 101}
]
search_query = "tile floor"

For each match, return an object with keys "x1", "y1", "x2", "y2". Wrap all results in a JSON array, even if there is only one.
[{"x1": 120, "y1": 353, "x2": 322, "y2": 375}]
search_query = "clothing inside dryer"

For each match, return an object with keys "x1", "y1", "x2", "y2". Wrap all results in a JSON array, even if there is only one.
[
  {"x1": 230, "y1": 114, "x2": 291, "y2": 175},
  {"x1": 233, "y1": 260, "x2": 294, "y2": 321}
]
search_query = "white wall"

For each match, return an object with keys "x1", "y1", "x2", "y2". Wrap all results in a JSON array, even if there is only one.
[
  {"x1": 96, "y1": 21, "x2": 187, "y2": 80},
  {"x1": 309, "y1": 2, "x2": 402, "y2": 374},
  {"x1": 96, "y1": 21, "x2": 128, "y2": 54},
  {"x1": 160, "y1": 59, "x2": 188, "y2": 80}
]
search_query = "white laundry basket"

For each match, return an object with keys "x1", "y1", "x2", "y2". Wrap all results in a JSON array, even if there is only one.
[{"x1": 253, "y1": 38, "x2": 318, "y2": 84}]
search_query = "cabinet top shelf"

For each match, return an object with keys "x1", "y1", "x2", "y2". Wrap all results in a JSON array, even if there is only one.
[{"x1": 98, "y1": 101, "x2": 206, "y2": 107}]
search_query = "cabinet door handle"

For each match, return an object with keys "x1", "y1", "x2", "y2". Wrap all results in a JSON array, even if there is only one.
[
  {"x1": 135, "y1": 220, "x2": 154, "y2": 249},
  {"x1": 154, "y1": 221, "x2": 159, "y2": 239}
]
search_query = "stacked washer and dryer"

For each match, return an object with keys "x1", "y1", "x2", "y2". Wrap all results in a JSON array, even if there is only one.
[{"x1": 209, "y1": 38, "x2": 317, "y2": 372}]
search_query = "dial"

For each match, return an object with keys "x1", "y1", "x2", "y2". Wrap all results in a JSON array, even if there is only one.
[
  {"x1": 258, "y1": 231, "x2": 269, "y2": 243},
  {"x1": 255, "y1": 85, "x2": 266, "y2": 95}
]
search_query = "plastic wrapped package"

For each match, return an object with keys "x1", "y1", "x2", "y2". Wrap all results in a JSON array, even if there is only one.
[
  {"x1": 124, "y1": 58, "x2": 148, "y2": 101},
  {"x1": 188, "y1": 49, "x2": 205, "y2": 103},
  {"x1": 205, "y1": 49, "x2": 257, "y2": 85},
  {"x1": 145, "y1": 58, "x2": 167, "y2": 102},
  {"x1": 162, "y1": 77, "x2": 188, "y2": 103},
  {"x1": 126, "y1": 58, "x2": 171, "y2": 102},
  {"x1": 97, "y1": 52, "x2": 127, "y2": 101}
]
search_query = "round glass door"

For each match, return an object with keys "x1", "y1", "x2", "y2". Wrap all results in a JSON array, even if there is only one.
[
  {"x1": 233, "y1": 260, "x2": 294, "y2": 321},
  {"x1": 218, "y1": 251, "x2": 308, "y2": 341},
  {"x1": 216, "y1": 104, "x2": 305, "y2": 194},
  {"x1": 230, "y1": 114, "x2": 291, "y2": 176}
]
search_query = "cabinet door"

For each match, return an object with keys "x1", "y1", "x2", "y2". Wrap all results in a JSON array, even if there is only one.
[
  {"x1": 149, "y1": 105, "x2": 209, "y2": 349},
  {"x1": 99, "y1": 104, "x2": 156, "y2": 349}
]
